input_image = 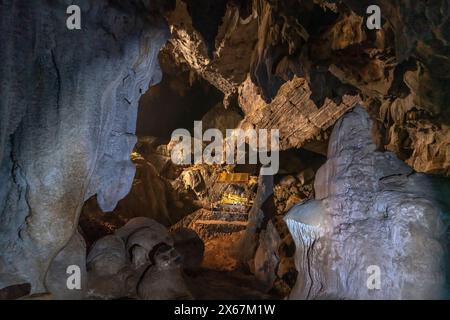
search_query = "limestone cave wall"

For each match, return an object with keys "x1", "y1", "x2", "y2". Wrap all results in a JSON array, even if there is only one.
[
  {"x1": 0, "y1": 0, "x2": 169, "y2": 293},
  {"x1": 166, "y1": 0, "x2": 450, "y2": 173},
  {"x1": 0, "y1": 0, "x2": 449, "y2": 300}
]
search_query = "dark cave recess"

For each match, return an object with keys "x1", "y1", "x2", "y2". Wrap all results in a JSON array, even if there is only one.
[{"x1": 137, "y1": 50, "x2": 224, "y2": 138}]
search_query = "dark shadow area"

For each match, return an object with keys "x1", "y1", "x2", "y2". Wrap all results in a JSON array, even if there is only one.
[{"x1": 137, "y1": 49, "x2": 224, "y2": 138}]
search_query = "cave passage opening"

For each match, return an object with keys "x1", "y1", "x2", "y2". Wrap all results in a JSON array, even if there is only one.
[
  {"x1": 136, "y1": 48, "x2": 225, "y2": 139},
  {"x1": 78, "y1": 45, "x2": 328, "y2": 300}
]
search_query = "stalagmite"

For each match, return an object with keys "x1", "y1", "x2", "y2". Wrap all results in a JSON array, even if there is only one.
[{"x1": 285, "y1": 107, "x2": 448, "y2": 299}]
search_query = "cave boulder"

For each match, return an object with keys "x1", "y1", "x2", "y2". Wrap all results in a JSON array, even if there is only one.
[
  {"x1": 171, "y1": 228, "x2": 205, "y2": 270},
  {"x1": 45, "y1": 230, "x2": 87, "y2": 300}
]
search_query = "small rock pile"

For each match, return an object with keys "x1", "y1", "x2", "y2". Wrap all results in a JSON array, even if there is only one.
[{"x1": 86, "y1": 217, "x2": 202, "y2": 300}]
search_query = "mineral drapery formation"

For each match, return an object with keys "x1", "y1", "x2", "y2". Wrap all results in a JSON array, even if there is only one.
[{"x1": 0, "y1": 1, "x2": 169, "y2": 292}]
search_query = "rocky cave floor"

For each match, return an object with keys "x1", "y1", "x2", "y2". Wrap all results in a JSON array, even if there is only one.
[
  {"x1": 183, "y1": 233, "x2": 278, "y2": 300},
  {"x1": 77, "y1": 133, "x2": 319, "y2": 300}
]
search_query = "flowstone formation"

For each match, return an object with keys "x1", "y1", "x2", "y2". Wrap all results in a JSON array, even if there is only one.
[
  {"x1": 285, "y1": 107, "x2": 448, "y2": 300},
  {"x1": 0, "y1": 1, "x2": 169, "y2": 293}
]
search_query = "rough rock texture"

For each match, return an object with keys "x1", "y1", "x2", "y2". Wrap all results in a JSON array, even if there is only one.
[
  {"x1": 87, "y1": 217, "x2": 191, "y2": 300},
  {"x1": 165, "y1": 0, "x2": 450, "y2": 174},
  {"x1": 166, "y1": 0, "x2": 259, "y2": 103},
  {"x1": 80, "y1": 145, "x2": 196, "y2": 241},
  {"x1": 237, "y1": 156, "x2": 320, "y2": 296},
  {"x1": 137, "y1": 47, "x2": 224, "y2": 138},
  {"x1": 237, "y1": 174, "x2": 274, "y2": 264},
  {"x1": 137, "y1": 243, "x2": 192, "y2": 300},
  {"x1": 253, "y1": 221, "x2": 281, "y2": 290},
  {"x1": 330, "y1": 0, "x2": 450, "y2": 175},
  {"x1": 86, "y1": 234, "x2": 135, "y2": 299},
  {"x1": 379, "y1": 96, "x2": 450, "y2": 176},
  {"x1": 285, "y1": 107, "x2": 448, "y2": 299},
  {"x1": 0, "y1": 1, "x2": 168, "y2": 292},
  {"x1": 173, "y1": 208, "x2": 248, "y2": 240},
  {"x1": 2, "y1": 0, "x2": 450, "y2": 301},
  {"x1": 171, "y1": 228, "x2": 205, "y2": 270},
  {"x1": 269, "y1": 166, "x2": 319, "y2": 295},
  {"x1": 239, "y1": 76, "x2": 361, "y2": 151}
]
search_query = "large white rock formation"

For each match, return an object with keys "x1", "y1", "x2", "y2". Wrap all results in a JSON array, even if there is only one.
[
  {"x1": 0, "y1": 0, "x2": 169, "y2": 293},
  {"x1": 285, "y1": 107, "x2": 448, "y2": 299}
]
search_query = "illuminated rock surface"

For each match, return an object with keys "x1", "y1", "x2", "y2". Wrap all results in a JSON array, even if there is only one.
[
  {"x1": 0, "y1": 0, "x2": 168, "y2": 292},
  {"x1": 285, "y1": 107, "x2": 447, "y2": 299}
]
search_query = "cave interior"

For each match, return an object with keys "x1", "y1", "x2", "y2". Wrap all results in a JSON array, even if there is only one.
[{"x1": 0, "y1": 0, "x2": 450, "y2": 301}]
